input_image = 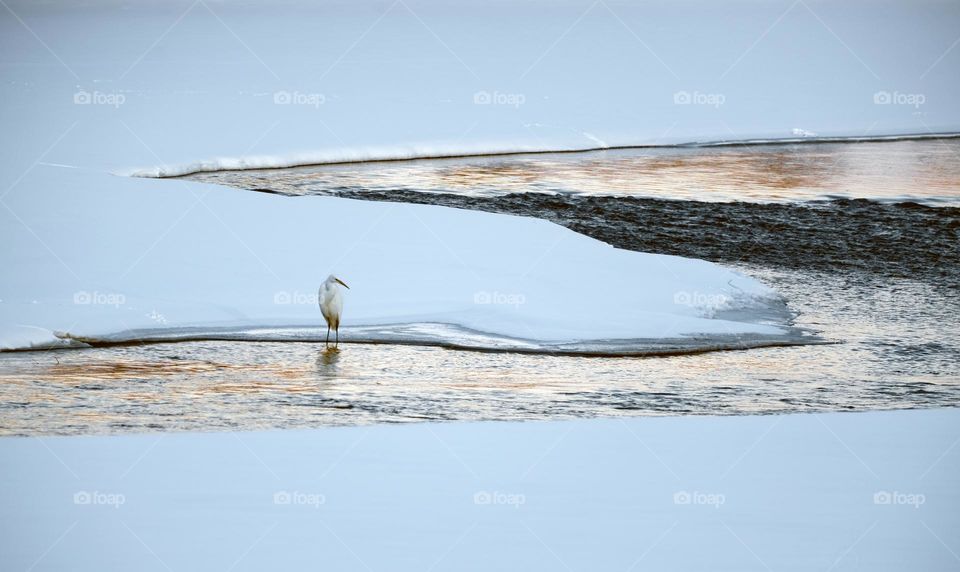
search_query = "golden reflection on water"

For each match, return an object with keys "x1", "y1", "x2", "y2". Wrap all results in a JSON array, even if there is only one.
[
  {"x1": 0, "y1": 324, "x2": 955, "y2": 437},
  {"x1": 193, "y1": 139, "x2": 960, "y2": 204},
  {"x1": 46, "y1": 359, "x2": 231, "y2": 379}
]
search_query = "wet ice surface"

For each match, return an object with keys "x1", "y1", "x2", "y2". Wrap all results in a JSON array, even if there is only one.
[
  {"x1": 2, "y1": 265, "x2": 957, "y2": 436},
  {"x1": 183, "y1": 138, "x2": 960, "y2": 206}
]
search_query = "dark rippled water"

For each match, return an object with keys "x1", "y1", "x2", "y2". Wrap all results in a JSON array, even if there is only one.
[
  {"x1": 1, "y1": 138, "x2": 958, "y2": 435},
  {"x1": 334, "y1": 193, "x2": 959, "y2": 286}
]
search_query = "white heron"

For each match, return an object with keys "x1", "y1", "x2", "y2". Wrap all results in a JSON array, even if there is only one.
[{"x1": 318, "y1": 274, "x2": 350, "y2": 347}]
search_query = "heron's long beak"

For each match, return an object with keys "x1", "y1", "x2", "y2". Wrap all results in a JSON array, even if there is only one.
[{"x1": 335, "y1": 278, "x2": 350, "y2": 289}]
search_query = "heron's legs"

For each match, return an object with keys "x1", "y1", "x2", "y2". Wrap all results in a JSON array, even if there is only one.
[
  {"x1": 325, "y1": 325, "x2": 330, "y2": 347},
  {"x1": 335, "y1": 328, "x2": 339, "y2": 348}
]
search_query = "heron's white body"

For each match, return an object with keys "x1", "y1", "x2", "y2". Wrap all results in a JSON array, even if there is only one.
[
  {"x1": 318, "y1": 275, "x2": 349, "y2": 345},
  {"x1": 318, "y1": 281, "x2": 343, "y2": 330}
]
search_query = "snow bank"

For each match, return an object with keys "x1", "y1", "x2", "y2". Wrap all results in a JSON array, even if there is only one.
[
  {"x1": 124, "y1": 143, "x2": 552, "y2": 179},
  {"x1": 1, "y1": 408, "x2": 957, "y2": 570}
]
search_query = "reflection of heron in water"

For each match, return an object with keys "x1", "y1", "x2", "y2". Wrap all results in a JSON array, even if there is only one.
[
  {"x1": 316, "y1": 346, "x2": 341, "y2": 374},
  {"x1": 318, "y1": 274, "x2": 349, "y2": 348}
]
